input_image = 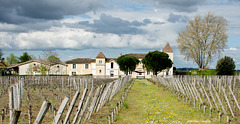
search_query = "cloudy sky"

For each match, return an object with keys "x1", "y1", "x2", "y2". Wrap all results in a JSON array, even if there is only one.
[{"x1": 0, "y1": 0, "x2": 240, "y2": 69}]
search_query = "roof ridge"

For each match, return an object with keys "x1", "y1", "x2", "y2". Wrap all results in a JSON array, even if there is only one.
[
  {"x1": 163, "y1": 42, "x2": 173, "y2": 53},
  {"x1": 96, "y1": 51, "x2": 106, "y2": 58}
]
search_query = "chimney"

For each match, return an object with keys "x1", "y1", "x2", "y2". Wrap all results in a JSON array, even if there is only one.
[
  {"x1": 90, "y1": 56, "x2": 91, "y2": 59},
  {"x1": 118, "y1": 53, "x2": 122, "y2": 57}
]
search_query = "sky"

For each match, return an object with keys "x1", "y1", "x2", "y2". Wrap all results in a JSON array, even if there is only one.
[{"x1": 0, "y1": 0, "x2": 240, "y2": 69}]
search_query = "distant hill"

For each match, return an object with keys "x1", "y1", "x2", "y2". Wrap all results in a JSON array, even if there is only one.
[{"x1": 176, "y1": 68, "x2": 198, "y2": 71}]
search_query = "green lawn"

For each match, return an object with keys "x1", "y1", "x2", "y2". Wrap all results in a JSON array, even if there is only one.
[{"x1": 115, "y1": 79, "x2": 220, "y2": 123}]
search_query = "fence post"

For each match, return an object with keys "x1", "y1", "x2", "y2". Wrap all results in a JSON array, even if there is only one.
[
  {"x1": 63, "y1": 91, "x2": 80, "y2": 124},
  {"x1": 53, "y1": 96, "x2": 69, "y2": 124},
  {"x1": 34, "y1": 101, "x2": 51, "y2": 124},
  {"x1": 10, "y1": 109, "x2": 21, "y2": 124}
]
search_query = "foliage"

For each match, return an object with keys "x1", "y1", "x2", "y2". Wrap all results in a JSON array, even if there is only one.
[
  {"x1": 142, "y1": 51, "x2": 173, "y2": 75},
  {"x1": 0, "y1": 49, "x2": 3, "y2": 60},
  {"x1": 19, "y1": 52, "x2": 32, "y2": 63},
  {"x1": 41, "y1": 50, "x2": 59, "y2": 62},
  {"x1": 177, "y1": 12, "x2": 228, "y2": 70},
  {"x1": 187, "y1": 70, "x2": 216, "y2": 75},
  {"x1": 117, "y1": 54, "x2": 140, "y2": 75},
  {"x1": 6, "y1": 53, "x2": 19, "y2": 66},
  {"x1": 216, "y1": 56, "x2": 235, "y2": 75},
  {"x1": 39, "y1": 50, "x2": 60, "y2": 75},
  {"x1": 26, "y1": 64, "x2": 34, "y2": 75},
  {"x1": 38, "y1": 63, "x2": 48, "y2": 75},
  {"x1": 47, "y1": 55, "x2": 60, "y2": 63}
]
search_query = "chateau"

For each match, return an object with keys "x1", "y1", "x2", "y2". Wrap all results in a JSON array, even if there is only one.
[
  {"x1": 5, "y1": 42, "x2": 173, "y2": 78},
  {"x1": 66, "y1": 42, "x2": 173, "y2": 78}
]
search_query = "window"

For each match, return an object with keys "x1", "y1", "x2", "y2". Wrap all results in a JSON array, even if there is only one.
[
  {"x1": 72, "y1": 64, "x2": 76, "y2": 69},
  {"x1": 99, "y1": 70, "x2": 102, "y2": 73},
  {"x1": 129, "y1": 71, "x2": 132, "y2": 74},
  {"x1": 99, "y1": 60, "x2": 102, "y2": 64},
  {"x1": 110, "y1": 71, "x2": 114, "y2": 77},
  {"x1": 57, "y1": 66, "x2": 59, "y2": 68},
  {"x1": 147, "y1": 71, "x2": 150, "y2": 75},
  {"x1": 139, "y1": 73, "x2": 142, "y2": 75},
  {"x1": 111, "y1": 62, "x2": 114, "y2": 69},
  {"x1": 72, "y1": 72, "x2": 76, "y2": 75},
  {"x1": 85, "y1": 64, "x2": 89, "y2": 69}
]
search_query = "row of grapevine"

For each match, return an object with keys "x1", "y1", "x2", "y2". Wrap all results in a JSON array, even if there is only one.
[
  {"x1": 150, "y1": 75, "x2": 240, "y2": 123},
  {"x1": 0, "y1": 76, "x2": 131, "y2": 123}
]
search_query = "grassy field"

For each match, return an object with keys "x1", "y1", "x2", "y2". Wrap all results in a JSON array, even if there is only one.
[{"x1": 114, "y1": 79, "x2": 221, "y2": 123}]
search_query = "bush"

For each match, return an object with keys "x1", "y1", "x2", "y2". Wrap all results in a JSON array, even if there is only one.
[
  {"x1": 187, "y1": 70, "x2": 215, "y2": 75},
  {"x1": 216, "y1": 56, "x2": 235, "y2": 75}
]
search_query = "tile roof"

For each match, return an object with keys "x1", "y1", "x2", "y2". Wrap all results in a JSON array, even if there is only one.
[
  {"x1": 65, "y1": 58, "x2": 95, "y2": 64},
  {"x1": 163, "y1": 42, "x2": 173, "y2": 53},
  {"x1": 106, "y1": 58, "x2": 117, "y2": 62},
  {"x1": 7, "y1": 60, "x2": 66, "y2": 69},
  {"x1": 96, "y1": 51, "x2": 106, "y2": 58},
  {"x1": 7, "y1": 60, "x2": 45, "y2": 69},
  {"x1": 127, "y1": 53, "x2": 147, "y2": 59}
]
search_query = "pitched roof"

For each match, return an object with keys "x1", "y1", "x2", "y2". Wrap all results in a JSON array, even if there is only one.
[
  {"x1": 106, "y1": 58, "x2": 117, "y2": 62},
  {"x1": 163, "y1": 42, "x2": 173, "y2": 53},
  {"x1": 7, "y1": 60, "x2": 48, "y2": 69},
  {"x1": 7, "y1": 60, "x2": 65, "y2": 69},
  {"x1": 128, "y1": 53, "x2": 146, "y2": 59},
  {"x1": 96, "y1": 51, "x2": 106, "y2": 58},
  {"x1": 65, "y1": 58, "x2": 95, "y2": 64}
]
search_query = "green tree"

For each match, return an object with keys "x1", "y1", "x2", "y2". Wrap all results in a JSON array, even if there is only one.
[
  {"x1": 6, "y1": 53, "x2": 19, "y2": 65},
  {"x1": 19, "y1": 52, "x2": 32, "y2": 63},
  {"x1": 142, "y1": 51, "x2": 173, "y2": 75},
  {"x1": 216, "y1": 56, "x2": 235, "y2": 75},
  {"x1": 177, "y1": 12, "x2": 228, "y2": 70},
  {"x1": 0, "y1": 49, "x2": 4, "y2": 61},
  {"x1": 117, "y1": 55, "x2": 140, "y2": 75},
  {"x1": 47, "y1": 55, "x2": 60, "y2": 63},
  {"x1": 38, "y1": 63, "x2": 48, "y2": 75}
]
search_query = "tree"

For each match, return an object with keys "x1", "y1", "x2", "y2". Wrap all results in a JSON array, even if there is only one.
[
  {"x1": 19, "y1": 52, "x2": 32, "y2": 63},
  {"x1": 117, "y1": 54, "x2": 140, "y2": 75},
  {"x1": 216, "y1": 56, "x2": 235, "y2": 75},
  {"x1": 6, "y1": 53, "x2": 19, "y2": 66},
  {"x1": 0, "y1": 49, "x2": 3, "y2": 61},
  {"x1": 142, "y1": 51, "x2": 173, "y2": 75},
  {"x1": 38, "y1": 50, "x2": 60, "y2": 75},
  {"x1": 176, "y1": 12, "x2": 228, "y2": 70},
  {"x1": 47, "y1": 55, "x2": 60, "y2": 63}
]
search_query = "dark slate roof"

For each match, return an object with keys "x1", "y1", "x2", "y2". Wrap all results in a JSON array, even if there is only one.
[
  {"x1": 163, "y1": 42, "x2": 173, "y2": 53},
  {"x1": 96, "y1": 51, "x2": 106, "y2": 58},
  {"x1": 127, "y1": 53, "x2": 147, "y2": 59},
  {"x1": 65, "y1": 58, "x2": 95, "y2": 64}
]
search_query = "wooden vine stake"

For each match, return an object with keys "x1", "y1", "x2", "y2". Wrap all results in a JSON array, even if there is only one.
[
  {"x1": 53, "y1": 96, "x2": 69, "y2": 124},
  {"x1": 34, "y1": 101, "x2": 51, "y2": 124}
]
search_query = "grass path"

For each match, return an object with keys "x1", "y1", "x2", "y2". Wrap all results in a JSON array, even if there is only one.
[{"x1": 115, "y1": 79, "x2": 219, "y2": 124}]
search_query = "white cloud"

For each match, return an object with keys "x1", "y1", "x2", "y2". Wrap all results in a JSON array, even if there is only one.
[{"x1": 229, "y1": 47, "x2": 238, "y2": 50}]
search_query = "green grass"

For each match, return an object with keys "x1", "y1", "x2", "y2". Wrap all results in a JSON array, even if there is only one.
[{"x1": 115, "y1": 79, "x2": 221, "y2": 123}]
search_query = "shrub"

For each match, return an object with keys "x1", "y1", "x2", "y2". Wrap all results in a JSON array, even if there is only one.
[{"x1": 216, "y1": 56, "x2": 235, "y2": 75}]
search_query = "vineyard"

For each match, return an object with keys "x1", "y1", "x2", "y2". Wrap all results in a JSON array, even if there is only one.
[
  {"x1": 150, "y1": 75, "x2": 240, "y2": 123},
  {"x1": 0, "y1": 76, "x2": 132, "y2": 123}
]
